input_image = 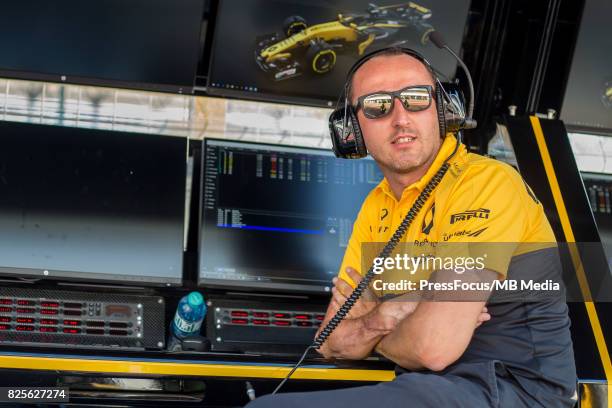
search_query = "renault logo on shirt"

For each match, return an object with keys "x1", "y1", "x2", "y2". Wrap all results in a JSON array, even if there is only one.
[
  {"x1": 450, "y1": 208, "x2": 491, "y2": 224},
  {"x1": 422, "y1": 203, "x2": 435, "y2": 234}
]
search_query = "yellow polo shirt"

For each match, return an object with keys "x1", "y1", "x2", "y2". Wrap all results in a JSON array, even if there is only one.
[{"x1": 338, "y1": 134, "x2": 556, "y2": 291}]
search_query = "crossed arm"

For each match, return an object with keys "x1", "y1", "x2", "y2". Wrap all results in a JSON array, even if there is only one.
[{"x1": 315, "y1": 267, "x2": 497, "y2": 371}]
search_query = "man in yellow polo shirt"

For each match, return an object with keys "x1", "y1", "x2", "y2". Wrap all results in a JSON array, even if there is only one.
[{"x1": 247, "y1": 48, "x2": 576, "y2": 407}]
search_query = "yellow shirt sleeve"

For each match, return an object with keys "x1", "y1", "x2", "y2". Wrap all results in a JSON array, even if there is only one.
[{"x1": 435, "y1": 161, "x2": 531, "y2": 277}]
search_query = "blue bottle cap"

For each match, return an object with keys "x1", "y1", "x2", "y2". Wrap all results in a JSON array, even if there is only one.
[{"x1": 187, "y1": 291, "x2": 204, "y2": 306}]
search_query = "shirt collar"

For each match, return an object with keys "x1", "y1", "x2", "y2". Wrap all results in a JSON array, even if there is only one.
[{"x1": 376, "y1": 134, "x2": 467, "y2": 200}]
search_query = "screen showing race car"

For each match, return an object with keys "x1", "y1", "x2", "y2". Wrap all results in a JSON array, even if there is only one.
[{"x1": 207, "y1": 0, "x2": 471, "y2": 106}]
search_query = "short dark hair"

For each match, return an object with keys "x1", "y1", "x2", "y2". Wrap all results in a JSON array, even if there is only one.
[{"x1": 346, "y1": 47, "x2": 437, "y2": 104}]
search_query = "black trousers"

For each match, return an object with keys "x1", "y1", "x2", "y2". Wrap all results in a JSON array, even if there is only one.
[{"x1": 245, "y1": 361, "x2": 569, "y2": 408}]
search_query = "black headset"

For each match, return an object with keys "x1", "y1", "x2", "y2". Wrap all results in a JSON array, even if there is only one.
[{"x1": 329, "y1": 47, "x2": 471, "y2": 159}]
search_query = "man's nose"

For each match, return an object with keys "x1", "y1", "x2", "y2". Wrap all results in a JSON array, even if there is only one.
[{"x1": 390, "y1": 96, "x2": 414, "y2": 127}]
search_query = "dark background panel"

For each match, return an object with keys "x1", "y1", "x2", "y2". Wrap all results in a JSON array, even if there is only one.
[
  {"x1": 568, "y1": 302, "x2": 606, "y2": 380},
  {"x1": 0, "y1": 121, "x2": 186, "y2": 284},
  {"x1": 461, "y1": 0, "x2": 584, "y2": 152},
  {"x1": 0, "y1": 0, "x2": 205, "y2": 92},
  {"x1": 560, "y1": 0, "x2": 612, "y2": 132}
]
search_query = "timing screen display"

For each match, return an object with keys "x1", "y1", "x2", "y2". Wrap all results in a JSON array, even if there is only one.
[{"x1": 199, "y1": 139, "x2": 383, "y2": 292}]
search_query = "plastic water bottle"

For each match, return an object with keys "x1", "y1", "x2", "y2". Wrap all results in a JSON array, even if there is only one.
[{"x1": 168, "y1": 291, "x2": 206, "y2": 351}]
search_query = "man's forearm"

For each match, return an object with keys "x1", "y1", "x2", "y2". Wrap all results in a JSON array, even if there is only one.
[
  {"x1": 374, "y1": 310, "x2": 428, "y2": 370},
  {"x1": 375, "y1": 270, "x2": 496, "y2": 370},
  {"x1": 375, "y1": 300, "x2": 485, "y2": 371},
  {"x1": 316, "y1": 310, "x2": 391, "y2": 359}
]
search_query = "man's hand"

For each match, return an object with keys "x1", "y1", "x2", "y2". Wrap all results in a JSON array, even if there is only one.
[
  {"x1": 331, "y1": 267, "x2": 379, "y2": 319},
  {"x1": 314, "y1": 267, "x2": 384, "y2": 360},
  {"x1": 365, "y1": 294, "x2": 419, "y2": 332},
  {"x1": 369, "y1": 298, "x2": 490, "y2": 334},
  {"x1": 476, "y1": 306, "x2": 491, "y2": 327}
]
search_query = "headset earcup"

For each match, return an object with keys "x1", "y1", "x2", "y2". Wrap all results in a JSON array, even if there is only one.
[
  {"x1": 435, "y1": 84, "x2": 446, "y2": 138},
  {"x1": 329, "y1": 107, "x2": 345, "y2": 157},
  {"x1": 348, "y1": 106, "x2": 367, "y2": 157},
  {"x1": 328, "y1": 105, "x2": 367, "y2": 159}
]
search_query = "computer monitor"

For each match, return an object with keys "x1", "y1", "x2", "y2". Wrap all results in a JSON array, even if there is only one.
[
  {"x1": 199, "y1": 138, "x2": 383, "y2": 293},
  {"x1": 560, "y1": 0, "x2": 612, "y2": 133},
  {"x1": 0, "y1": 0, "x2": 205, "y2": 93},
  {"x1": 0, "y1": 121, "x2": 186, "y2": 286},
  {"x1": 206, "y1": 0, "x2": 471, "y2": 106}
]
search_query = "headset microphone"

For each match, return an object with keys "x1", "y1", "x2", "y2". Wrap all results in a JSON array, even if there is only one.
[{"x1": 427, "y1": 30, "x2": 476, "y2": 130}]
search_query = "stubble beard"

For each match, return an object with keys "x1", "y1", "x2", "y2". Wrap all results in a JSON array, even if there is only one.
[{"x1": 376, "y1": 140, "x2": 439, "y2": 176}]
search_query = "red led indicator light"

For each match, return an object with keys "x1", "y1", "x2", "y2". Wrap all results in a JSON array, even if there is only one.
[
  {"x1": 63, "y1": 328, "x2": 80, "y2": 334},
  {"x1": 252, "y1": 319, "x2": 270, "y2": 325},
  {"x1": 40, "y1": 319, "x2": 58, "y2": 325},
  {"x1": 231, "y1": 318, "x2": 248, "y2": 324},
  {"x1": 40, "y1": 327, "x2": 57, "y2": 333}
]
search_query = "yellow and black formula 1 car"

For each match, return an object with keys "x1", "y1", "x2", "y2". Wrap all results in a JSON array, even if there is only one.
[{"x1": 255, "y1": 2, "x2": 435, "y2": 81}]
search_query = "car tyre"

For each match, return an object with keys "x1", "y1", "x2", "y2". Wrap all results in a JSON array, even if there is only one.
[
  {"x1": 283, "y1": 15, "x2": 308, "y2": 37},
  {"x1": 306, "y1": 40, "x2": 337, "y2": 74}
]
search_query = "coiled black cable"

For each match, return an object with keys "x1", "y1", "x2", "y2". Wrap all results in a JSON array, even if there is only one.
[
  {"x1": 272, "y1": 161, "x2": 451, "y2": 395},
  {"x1": 312, "y1": 162, "x2": 449, "y2": 349}
]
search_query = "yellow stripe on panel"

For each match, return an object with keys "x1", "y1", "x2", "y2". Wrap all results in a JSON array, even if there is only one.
[
  {"x1": 530, "y1": 116, "x2": 611, "y2": 407},
  {"x1": 0, "y1": 355, "x2": 395, "y2": 382}
]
